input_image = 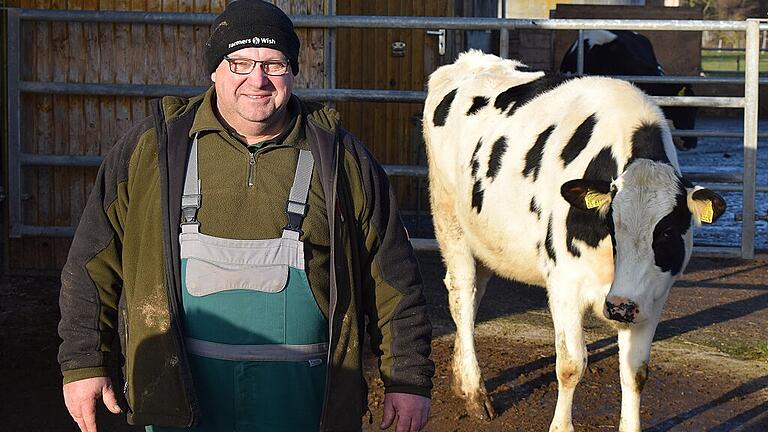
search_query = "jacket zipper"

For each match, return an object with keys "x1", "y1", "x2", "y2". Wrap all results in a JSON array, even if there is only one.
[
  {"x1": 320, "y1": 135, "x2": 340, "y2": 430},
  {"x1": 247, "y1": 151, "x2": 256, "y2": 188}
]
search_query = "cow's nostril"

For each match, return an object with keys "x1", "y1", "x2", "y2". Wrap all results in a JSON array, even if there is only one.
[{"x1": 604, "y1": 300, "x2": 639, "y2": 323}]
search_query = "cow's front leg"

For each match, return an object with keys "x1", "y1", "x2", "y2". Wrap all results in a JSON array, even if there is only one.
[
  {"x1": 617, "y1": 319, "x2": 658, "y2": 432},
  {"x1": 445, "y1": 251, "x2": 496, "y2": 420},
  {"x1": 548, "y1": 290, "x2": 587, "y2": 432}
]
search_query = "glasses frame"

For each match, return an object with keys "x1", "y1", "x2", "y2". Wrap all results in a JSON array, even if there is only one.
[{"x1": 223, "y1": 56, "x2": 291, "y2": 76}]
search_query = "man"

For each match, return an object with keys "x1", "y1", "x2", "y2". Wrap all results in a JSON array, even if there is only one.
[{"x1": 58, "y1": 1, "x2": 434, "y2": 431}]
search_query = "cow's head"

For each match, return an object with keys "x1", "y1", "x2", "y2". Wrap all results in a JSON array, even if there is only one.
[{"x1": 560, "y1": 160, "x2": 725, "y2": 325}]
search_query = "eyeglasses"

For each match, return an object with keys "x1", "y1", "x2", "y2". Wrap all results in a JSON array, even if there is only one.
[{"x1": 223, "y1": 56, "x2": 291, "y2": 76}]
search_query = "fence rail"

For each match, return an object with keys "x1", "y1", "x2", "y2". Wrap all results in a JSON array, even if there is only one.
[{"x1": 5, "y1": 9, "x2": 765, "y2": 260}]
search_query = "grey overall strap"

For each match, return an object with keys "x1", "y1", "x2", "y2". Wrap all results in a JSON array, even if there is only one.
[
  {"x1": 283, "y1": 149, "x2": 315, "y2": 240},
  {"x1": 185, "y1": 337, "x2": 327, "y2": 363},
  {"x1": 181, "y1": 133, "x2": 202, "y2": 233}
]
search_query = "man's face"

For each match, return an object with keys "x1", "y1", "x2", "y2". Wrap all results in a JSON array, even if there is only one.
[{"x1": 211, "y1": 47, "x2": 294, "y2": 133}]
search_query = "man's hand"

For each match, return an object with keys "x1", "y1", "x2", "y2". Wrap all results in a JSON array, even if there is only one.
[
  {"x1": 380, "y1": 392, "x2": 431, "y2": 432},
  {"x1": 63, "y1": 376, "x2": 122, "y2": 432}
]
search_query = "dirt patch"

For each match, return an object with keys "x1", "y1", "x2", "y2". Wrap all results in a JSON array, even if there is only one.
[{"x1": 1, "y1": 253, "x2": 766, "y2": 431}]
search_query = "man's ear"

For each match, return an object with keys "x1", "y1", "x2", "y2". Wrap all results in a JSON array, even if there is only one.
[
  {"x1": 211, "y1": 71, "x2": 216, "y2": 83},
  {"x1": 560, "y1": 179, "x2": 613, "y2": 215},
  {"x1": 687, "y1": 187, "x2": 726, "y2": 225}
]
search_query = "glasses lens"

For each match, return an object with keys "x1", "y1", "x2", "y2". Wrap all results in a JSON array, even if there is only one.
[
  {"x1": 262, "y1": 61, "x2": 289, "y2": 76},
  {"x1": 228, "y1": 58, "x2": 255, "y2": 74}
]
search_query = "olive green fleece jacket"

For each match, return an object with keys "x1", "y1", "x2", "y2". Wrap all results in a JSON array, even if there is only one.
[{"x1": 58, "y1": 88, "x2": 434, "y2": 431}]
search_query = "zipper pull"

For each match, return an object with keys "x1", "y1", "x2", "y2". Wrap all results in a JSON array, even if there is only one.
[{"x1": 247, "y1": 153, "x2": 256, "y2": 188}]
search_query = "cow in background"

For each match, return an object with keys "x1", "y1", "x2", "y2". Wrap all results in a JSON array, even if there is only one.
[
  {"x1": 560, "y1": 30, "x2": 699, "y2": 150},
  {"x1": 423, "y1": 50, "x2": 725, "y2": 432}
]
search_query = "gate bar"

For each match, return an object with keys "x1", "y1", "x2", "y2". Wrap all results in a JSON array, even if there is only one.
[
  {"x1": 16, "y1": 9, "x2": 768, "y2": 32},
  {"x1": 17, "y1": 81, "x2": 749, "y2": 108}
]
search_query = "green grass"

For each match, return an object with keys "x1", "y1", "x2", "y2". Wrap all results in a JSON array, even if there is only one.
[{"x1": 701, "y1": 49, "x2": 768, "y2": 73}]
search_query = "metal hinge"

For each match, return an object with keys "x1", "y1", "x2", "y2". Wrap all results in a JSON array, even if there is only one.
[{"x1": 426, "y1": 29, "x2": 446, "y2": 56}]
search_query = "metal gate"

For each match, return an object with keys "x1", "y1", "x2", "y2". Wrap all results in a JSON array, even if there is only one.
[{"x1": 4, "y1": 9, "x2": 766, "y2": 268}]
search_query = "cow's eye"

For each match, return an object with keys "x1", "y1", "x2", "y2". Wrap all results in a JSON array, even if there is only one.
[{"x1": 661, "y1": 227, "x2": 675, "y2": 239}]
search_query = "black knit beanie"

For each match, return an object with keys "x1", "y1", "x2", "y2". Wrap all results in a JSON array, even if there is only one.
[{"x1": 205, "y1": 0, "x2": 300, "y2": 75}]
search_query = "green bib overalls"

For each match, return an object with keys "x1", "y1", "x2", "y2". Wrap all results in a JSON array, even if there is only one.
[{"x1": 150, "y1": 135, "x2": 329, "y2": 431}]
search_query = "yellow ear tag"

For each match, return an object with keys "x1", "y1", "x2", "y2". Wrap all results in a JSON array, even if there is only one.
[
  {"x1": 677, "y1": 86, "x2": 687, "y2": 97},
  {"x1": 585, "y1": 191, "x2": 609, "y2": 209},
  {"x1": 700, "y1": 200, "x2": 714, "y2": 223}
]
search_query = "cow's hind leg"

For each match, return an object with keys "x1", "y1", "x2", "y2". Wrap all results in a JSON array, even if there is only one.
[
  {"x1": 548, "y1": 284, "x2": 587, "y2": 432},
  {"x1": 616, "y1": 319, "x2": 657, "y2": 432},
  {"x1": 433, "y1": 208, "x2": 496, "y2": 419},
  {"x1": 446, "y1": 252, "x2": 496, "y2": 420}
]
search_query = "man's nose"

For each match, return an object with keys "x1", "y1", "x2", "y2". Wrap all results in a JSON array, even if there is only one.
[{"x1": 245, "y1": 66, "x2": 270, "y2": 86}]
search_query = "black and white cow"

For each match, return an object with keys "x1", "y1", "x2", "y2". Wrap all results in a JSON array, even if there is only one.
[
  {"x1": 560, "y1": 30, "x2": 699, "y2": 150},
  {"x1": 423, "y1": 50, "x2": 725, "y2": 432}
]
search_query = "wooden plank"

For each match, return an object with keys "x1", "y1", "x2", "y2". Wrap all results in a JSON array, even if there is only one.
[
  {"x1": 161, "y1": 0, "x2": 179, "y2": 91},
  {"x1": 288, "y1": 0, "x2": 307, "y2": 89},
  {"x1": 51, "y1": 0, "x2": 69, "y2": 271},
  {"x1": 335, "y1": 0, "x2": 350, "y2": 137},
  {"x1": 370, "y1": 0, "x2": 386, "y2": 162},
  {"x1": 83, "y1": 10, "x2": 101, "y2": 157},
  {"x1": 306, "y1": 0, "x2": 325, "y2": 90},
  {"x1": 99, "y1": 0, "x2": 116, "y2": 155},
  {"x1": 193, "y1": 0, "x2": 211, "y2": 87},
  {"x1": 385, "y1": 0, "x2": 396, "y2": 166},
  {"x1": 146, "y1": 0, "x2": 163, "y2": 86},
  {"x1": 210, "y1": 0, "x2": 225, "y2": 13},
  {"x1": 60, "y1": 0, "x2": 86, "y2": 269},
  {"x1": 177, "y1": 0, "x2": 195, "y2": 90},
  {"x1": 130, "y1": 0, "x2": 148, "y2": 122},
  {"x1": 114, "y1": 0, "x2": 132, "y2": 154}
]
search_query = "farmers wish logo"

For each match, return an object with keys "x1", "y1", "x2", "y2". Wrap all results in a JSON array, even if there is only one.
[{"x1": 228, "y1": 36, "x2": 277, "y2": 49}]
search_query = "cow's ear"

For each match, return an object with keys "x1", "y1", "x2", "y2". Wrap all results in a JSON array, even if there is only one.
[
  {"x1": 561, "y1": 179, "x2": 613, "y2": 215},
  {"x1": 687, "y1": 187, "x2": 726, "y2": 225}
]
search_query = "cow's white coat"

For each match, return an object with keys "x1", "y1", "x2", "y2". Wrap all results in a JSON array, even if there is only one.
[{"x1": 423, "y1": 50, "x2": 711, "y2": 432}]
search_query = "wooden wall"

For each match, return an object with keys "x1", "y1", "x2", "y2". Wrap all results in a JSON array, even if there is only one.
[
  {"x1": 335, "y1": 0, "x2": 453, "y2": 221},
  {"x1": 5, "y1": 0, "x2": 324, "y2": 272}
]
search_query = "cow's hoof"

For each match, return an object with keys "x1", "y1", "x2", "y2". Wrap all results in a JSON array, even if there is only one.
[{"x1": 466, "y1": 391, "x2": 497, "y2": 420}]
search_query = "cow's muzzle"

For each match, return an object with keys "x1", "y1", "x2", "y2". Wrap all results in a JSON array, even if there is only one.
[{"x1": 604, "y1": 296, "x2": 639, "y2": 323}]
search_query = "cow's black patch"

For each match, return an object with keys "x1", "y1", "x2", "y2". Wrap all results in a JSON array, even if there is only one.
[
  {"x1": 493, "y1": 74, "x2": 572, "y2": 116},
  {"x1": 523, "y1": 125, "x2": 554, "y2": 181},
  {"x1": 433, "y1": 88, "x2": 458, "y2": 127},
  {"x1": 561, "y1": 114, "x2": 597, "y2": 167},
  {"x1": 467, "y1": 96, "x2": 490, "y2": 115},
  {"x1": 652, "y1": 184, "x2": 691, "y2": 276},
  {"x1": 471, "y1": 180, "x2": 484, "y2": 213},
  {"x1": 545, "y1": 216, "x2": 557, "y2": 263},
  {"x1": 529, "y1": 197, "x2": 541, "y2": 220},
  {"x1": 516, "y1": 65, "x2": 538, "y2": 73},
  {"x1": 486, "y1": 136, "x2": 508, "y2": 180},
  {"x1": 564, "y1": 146, "x2": 617, "y2": 254},
  {"x1": 583, "y1": 146, "x2": 619, "y2": 180},
  {"x1": 470, "y1": 138, "x2": 483, "y2": 177},
  {"x1": 628, "y1": 122, "x2": 669, "y2": 165}
]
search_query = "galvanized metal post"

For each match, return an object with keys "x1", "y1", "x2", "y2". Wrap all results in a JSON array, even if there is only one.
[
  {"x1": 499, "y1": 28, "x2": 509, "y2": 59},
  {"x1": 7, "y1": 9, "x2": 21, "y2": 238},
  {"x1": 577, "y1": 29, "x2": 584, "y2": 75},
  {"x1": 741, "y1": 19, "x2": 760, "y2": 259}
]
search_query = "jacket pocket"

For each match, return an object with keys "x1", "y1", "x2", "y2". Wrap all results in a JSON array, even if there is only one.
[{"x1": 184, "y1": 258, "x2": 289, "y2": 296}]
